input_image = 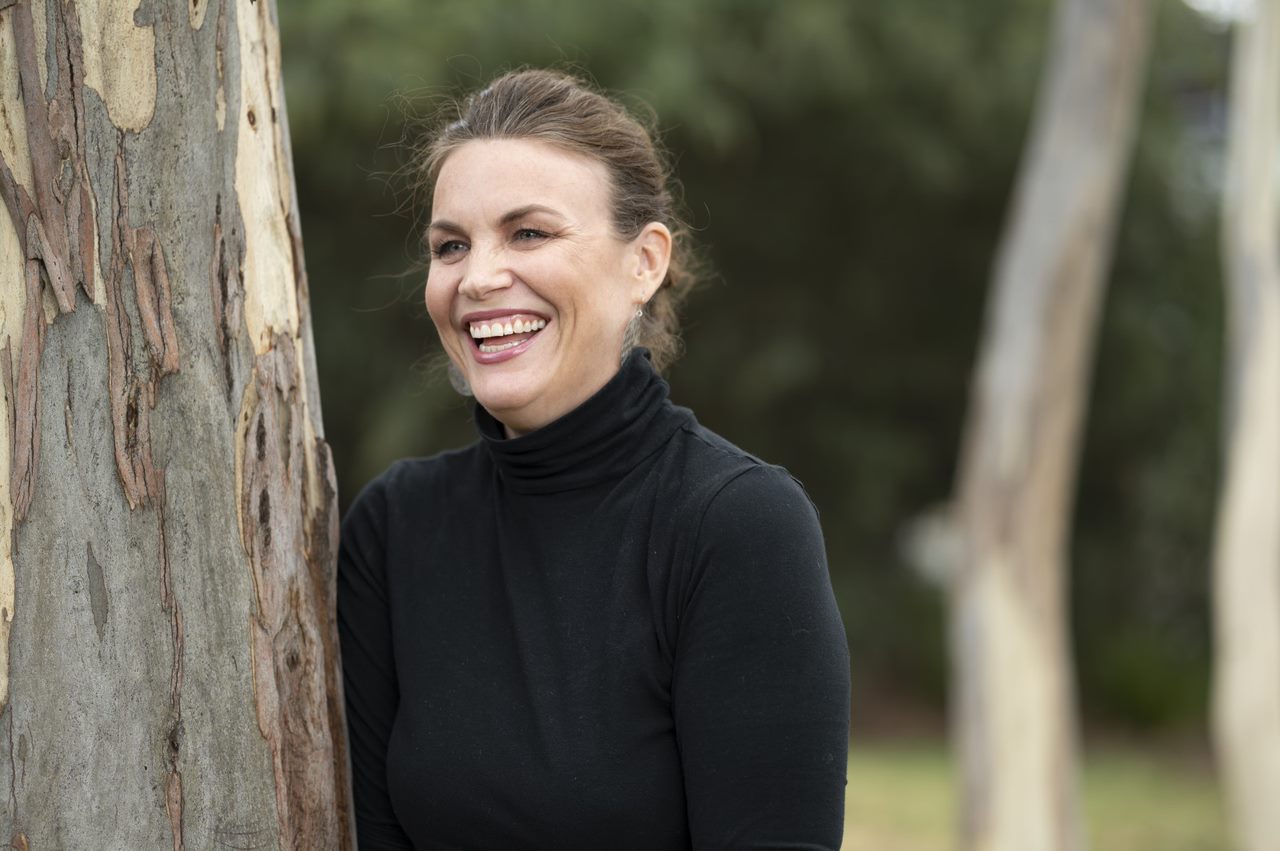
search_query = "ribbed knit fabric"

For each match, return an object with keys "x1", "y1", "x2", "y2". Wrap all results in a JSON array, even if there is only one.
[{"x1": 338, "y1": 350, "x2": 851, "y2": 850}]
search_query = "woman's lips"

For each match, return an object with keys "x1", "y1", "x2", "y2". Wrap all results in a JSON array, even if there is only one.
[
  {"x1": 469, "y1": 330, "x2": 540, "y2": 364},
  {"x1": 462, "y1": 311, "x2": 548, "y2": 364}
]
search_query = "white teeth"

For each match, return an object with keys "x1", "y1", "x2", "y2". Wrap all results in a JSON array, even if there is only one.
[
  {"x1": 468, "y1": 317, "x2": 547, "y2": 339},
  {"x1": 478, "y1": 338, "x2": 525, "y2": 353}
]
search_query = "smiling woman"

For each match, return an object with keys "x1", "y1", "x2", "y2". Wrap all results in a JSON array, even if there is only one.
[
  {"x1": 336, "y1": 69, "x2": 852, "y2": 851},
  {"x1": 425, "y1": 139, "x2": 671, "y2": 435}
]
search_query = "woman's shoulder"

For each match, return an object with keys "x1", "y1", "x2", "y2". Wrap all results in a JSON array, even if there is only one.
[
  {"x1": 665, "y1": 419, "x2": 822, "y2": 537},
  {"x1": 342, "y1": 442, "x2": 487, "y2": 527},
  {"x1": 658, "y1": 423, "x2": 833, "y2": 627}
]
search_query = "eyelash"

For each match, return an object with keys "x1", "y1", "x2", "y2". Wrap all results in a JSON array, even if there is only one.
[
  {"x1": 429, "y1": 228, "x2": 553, "y2": 261},
  {"x1": 430, "y1": 240, "x2": 466, "y2": 260}
]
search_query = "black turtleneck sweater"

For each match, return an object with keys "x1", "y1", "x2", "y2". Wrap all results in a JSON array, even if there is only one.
[{"x1": 337, "y1": 350, "x2": 850, "y2": 850}]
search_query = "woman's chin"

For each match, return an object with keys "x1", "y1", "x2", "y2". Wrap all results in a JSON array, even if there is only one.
[{"x1": 472, "y1": 380, "x2": 546, "y2": 433}]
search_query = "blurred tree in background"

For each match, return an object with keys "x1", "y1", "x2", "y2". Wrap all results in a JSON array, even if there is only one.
[
  {"x1": 280, "y1": 0, "x2": 1226, "y2": 736},
  {"x1": 949, "y1": 0, "x2": 1155, "y2": 846},
  {"x1": 1211, "y1": 1, "x2": 1280, "y2": 848}
]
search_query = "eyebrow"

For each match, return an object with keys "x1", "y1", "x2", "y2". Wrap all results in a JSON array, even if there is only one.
[{"x1": 428, "y1": 204, "x2": 565, "y2": 235}]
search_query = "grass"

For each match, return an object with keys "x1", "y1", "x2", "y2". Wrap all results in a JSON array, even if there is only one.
[{"x1": 843, "y1": 739, "x2": 1230, "y2": 851}]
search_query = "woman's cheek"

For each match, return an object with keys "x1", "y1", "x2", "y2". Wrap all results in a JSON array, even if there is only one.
[{"x1": 424, "y1": 275, "x2": 454, "y2": 335}]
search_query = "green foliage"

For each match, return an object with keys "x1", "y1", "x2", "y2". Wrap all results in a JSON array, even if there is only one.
[
  {"x1": 1086, "y1": 628, "x2": 1210, "y2": 729},
  {"x1": 281, "y1": 0, "x2": 1230, "y2": 731}
]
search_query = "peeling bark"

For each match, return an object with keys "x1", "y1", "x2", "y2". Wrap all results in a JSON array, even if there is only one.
[
  {"x1": 0, "y1": 0, "x2": 95, "y2": 527},
  {"x1": 305, "y1": 435, "x2": 351, "y2": 847},
  {"x1": 209, "y1": 192, "x2": 242, "y2": 399},
  {"x1": 189, "y1": 0, "x2": 209, "y2": 34},
  {"x1": 237, "y1": 334, "x2": 346, "y2": 850},
  {"x1": 76, "y1": 0, "x2": 156, "y2": 133},
  {"x1": 0, "y1": 0, "x2": 350, "y2": 845},
  {"x1": 213, "y1": 0, "x2": 227, "y2": 132},
  {"x1": 11, "y1": 2, "x2": 73, "y2": 312},
  {"x1": 102, "y1": 139, "x2": 177, "y2": 510},
  {"x1": 9, "y1": 258, "x2": 42, "y2": 524},
  {"x1": 158, "y1": 492, "x2": 186, "y2": 851},
  {"x1": 234, "y1": 0, "x2": 298, "y2": 356},
  {"x1": 9, "y1": 0, "x2": 93, "y2": 310},
  {"x1": 130, "y1": 225, "x2": 180, "y2": 377}
]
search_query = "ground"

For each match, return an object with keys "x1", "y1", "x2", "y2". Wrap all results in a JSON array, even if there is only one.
[{"x1": 844, "y1": 738, "x2": 1228, "y2": 850}]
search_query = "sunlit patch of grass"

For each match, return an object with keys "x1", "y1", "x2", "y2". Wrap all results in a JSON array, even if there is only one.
[
  {"x1": 844, "y1": 740, "x2": 952, "y2": 851},
  {"x1": 842, "y1": 739, "x2": 1229, "y2": 851},
  {"x1": 1082, "y1": 745, "x2": 1228, "y2": 851}
]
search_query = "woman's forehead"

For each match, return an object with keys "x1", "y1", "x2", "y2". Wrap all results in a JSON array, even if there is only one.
[{"x1": 432, "y1": 139, "x2": 612, "y2": 223}]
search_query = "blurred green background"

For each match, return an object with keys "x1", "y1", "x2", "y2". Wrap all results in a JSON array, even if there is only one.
[{"x1": 281, "y1": 0, "x2": 1228, "y2": 743}]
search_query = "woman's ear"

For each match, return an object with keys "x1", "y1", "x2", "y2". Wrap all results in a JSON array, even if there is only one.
[{"x1": 630, "y1": 222, "x2": 672, "y2": 305}]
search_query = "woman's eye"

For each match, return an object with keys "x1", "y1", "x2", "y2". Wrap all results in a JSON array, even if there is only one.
[
  {"x1": 430, "y1": 240, "x2": 467, "y2": 260},
  {"x1": 514, "y1": 228, "x2": 550, "y2": 243}
]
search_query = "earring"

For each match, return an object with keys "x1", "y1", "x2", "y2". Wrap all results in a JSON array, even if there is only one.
[
  {"x1": 447, "y1": 362, "x2": 473, "y2": 397},
  {"x1": 620, "y1": 307, "x2": 644, "y2": 364}
]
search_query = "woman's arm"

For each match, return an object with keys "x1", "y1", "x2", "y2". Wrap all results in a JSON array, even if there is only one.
[
  {"x1": 337, "y1": 474, "x2": 415, "y2": 850},
  {"x1": 673, "y1": 466, "x2": 851, "y2": 851}
]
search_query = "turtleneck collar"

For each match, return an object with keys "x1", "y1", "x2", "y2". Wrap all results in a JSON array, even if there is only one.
[{"x1": 475, "y1": 349, "x2": 688, "y2": 494}]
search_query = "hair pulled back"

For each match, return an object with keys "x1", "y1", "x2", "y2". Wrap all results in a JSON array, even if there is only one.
[{"x1": 417, "y1": 68, "x2": 698, "y2": 371}]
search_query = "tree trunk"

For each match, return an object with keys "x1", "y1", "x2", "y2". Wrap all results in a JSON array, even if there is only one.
[
  {"x1": 950, "y1": 1, "x2": 1152, "y2": 850},
  {"x1": 0, "y1": 0, "x2": 352, "y2": 847},
  {"x1": 1212, "y1": 3, "x2": 1280, "y2": 850}
]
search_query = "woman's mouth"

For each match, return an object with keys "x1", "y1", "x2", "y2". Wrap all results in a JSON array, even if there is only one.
[{"x1": 467, "y1": 315, "x2": 547, "y2": 355}]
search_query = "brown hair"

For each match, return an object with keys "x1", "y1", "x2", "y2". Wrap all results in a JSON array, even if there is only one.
[{"x1": 415, "y1": 68, "x2": 700, "y2": 371}]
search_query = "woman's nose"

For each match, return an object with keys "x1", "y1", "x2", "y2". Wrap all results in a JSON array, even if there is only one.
[{"x1": 458, "y1": 248, "x2": 513, "y2": 300}]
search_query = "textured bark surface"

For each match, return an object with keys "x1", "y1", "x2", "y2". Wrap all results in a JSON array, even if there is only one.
[
  {"x1": 0, "y1": 0, "x2": 351, "y2": 847},
  {"x1": 1212, "y1": 5, "x2": 1280, "y2": 851},
  {"x1": 949, "y1": 1, "x2": 1153, "y2": 850}
]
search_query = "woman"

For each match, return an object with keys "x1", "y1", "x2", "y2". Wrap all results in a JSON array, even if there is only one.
[{"x1": 338, "y1": 68, "x2": 851, "y2": 850}]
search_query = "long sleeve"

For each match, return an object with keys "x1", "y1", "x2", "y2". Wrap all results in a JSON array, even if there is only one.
[
  {"x1": 673, "y1": 466, "x2": 851, "y2": 851},
  {"x1": 336, "y1": 473, "x2": 415, "y2": 849}
]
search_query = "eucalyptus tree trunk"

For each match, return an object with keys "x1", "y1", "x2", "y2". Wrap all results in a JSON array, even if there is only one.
[
  {"x1": 1212, "y1": 4, "x2": 1280, "y2": 850},
  {"x1": 0, "y1": 0, "x2": 351, "y2": 847},
  {"x1": 950, "y1": 1, "x2": 1153, "y2": 849}
]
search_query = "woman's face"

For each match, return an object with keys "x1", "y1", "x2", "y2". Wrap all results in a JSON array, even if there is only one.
[{"x1": 426, "y1": 139, "x2": 670, "y2": 436}]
